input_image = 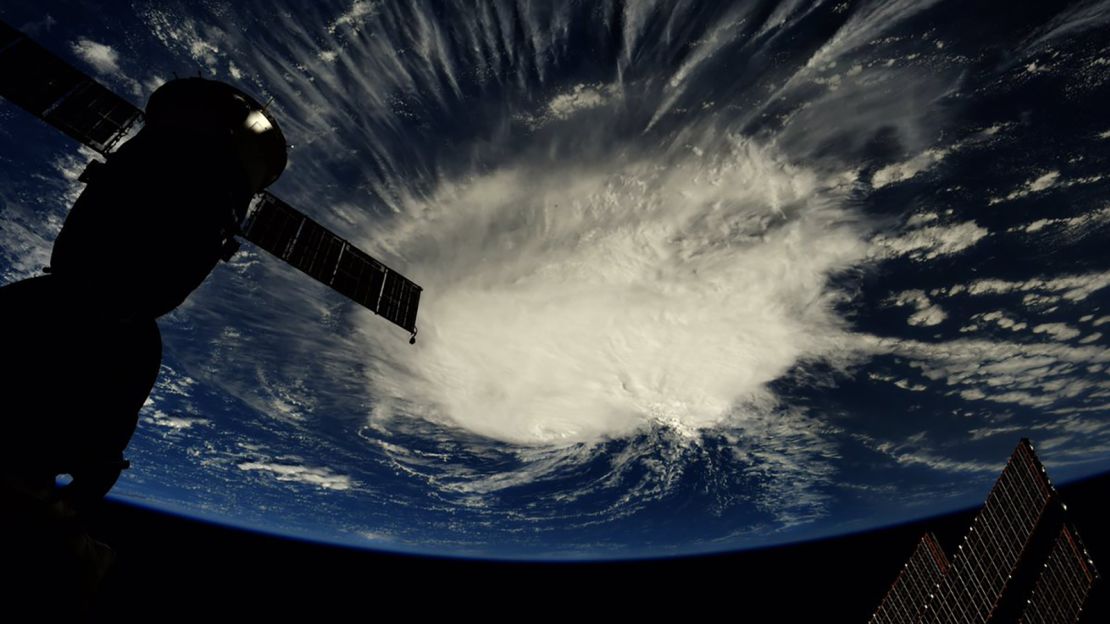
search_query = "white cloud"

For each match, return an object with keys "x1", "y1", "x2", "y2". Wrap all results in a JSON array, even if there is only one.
[
  {"x1": 71, "y1": 38, "x2": 121, "y2": 75},
  {"x1": 1033, "y1": 323, "x2": 1082, "y2": 341},
  {"x1": 143, "y1": 10, "x2": 223, "y2": 70},
  {"x1": 964, "y1": 271, "x2": 1110, "y2": 303},
  {"x1": 0, "y1": 196, "x2": 58, "y2": 284},
  {"x1": 364, "y1": 139, "x2": 869, "y2": 445},
  {"x1": 989, "y1": 171, "x2": 1058, "y2": 204},
  {"x1": 647, "y1": 5, "x2": 752, "y2": 130},
  {"x1": 871, "y1": 148, "x2": 949, "y2": 188},
  {"x1": 1010, "y1": 206, "x2": 1110, "y2": 237},
  {"x1": 189, "y1": 39, "x2": 219, "y2": 67},
  {"x1": 145, "y1": 409, "x2": 209, "y2": 430},
  {"x1": 519, "y1": 84, "x2": 618, "y2": 129},
  {"x1": 800, "y1": 0, "x2": 945, "y2": 74},
  {"x1": 1023, "y1": 219, "x2": 1052, "y2": 233},
  {"x1": 328, "y1": 0, "x2": 380, "y2": 33},
  {"x1": 238, "y1": 462, "x2": 353, "y2": 491},
  {"x1": 547, "y1": 84, "x2": 613, "y2": 119},
  {"x1": 1030, "y1": 1, "x2": 1110, "y2": 48},
  {"x1": 870, "y1": 220, "x2": 989, "y2": 261},
  {"x1": 894, "y1": 379, "x2": 927, "y2": 392},
  {"x1": 909, "y1": 305, "x2": 946, "y2": 327},
  {"x1": 872, "y1": 438, "x2": 1001, "y2": 474},
  {"x1": 869, "y1": 122, "x2": 1011, "y2": 190},
  {"x1": 144, "y1": 75, "x2": 167, "y2": 94},
  {"x1": 70, "y1": 37, "x2": 146, "y2": 97},
  {"x1": 875, "y1": 335, "x2": 1110, "y2": 409},
  {"x1": 973, "y1": 310, "x2": 1027, "y2": 332},
  {"x1": 1029, "y1": 172, "x2": 1059, "y2": 192},
  {"x1": 889, "y1": 290, "x2": 946, "y2": 326}
]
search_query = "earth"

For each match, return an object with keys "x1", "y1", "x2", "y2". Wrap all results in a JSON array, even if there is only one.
[{"x1": 1, "y1": 0, "x2": 1109, "y2": 560}]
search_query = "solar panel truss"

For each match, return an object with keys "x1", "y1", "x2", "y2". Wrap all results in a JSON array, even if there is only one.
[
  {"x1": 0, "y1": 20, "x2": 141, "y2": 154},
  {"x1": 242, "y1": 192, "x2": 421, "y2": 334}
]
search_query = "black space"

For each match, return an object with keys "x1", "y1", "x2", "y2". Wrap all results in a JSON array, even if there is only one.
[{"x1": 52, "y1": 470, "x2": 1104, "y2": 621}]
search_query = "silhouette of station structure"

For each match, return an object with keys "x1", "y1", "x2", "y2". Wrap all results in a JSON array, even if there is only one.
[
  {"x1": 870, "y1": 439, "x2": 1099, "y2": 624},
  {"x1": 1, "y1": 17, "x2": 422, "y2": 496},
  {"x1": 1, "y1": 17, "x2": 423, "y2": 603},
  {"x1": 0, "y1": 19, "x2": 422, "y2": 336}
]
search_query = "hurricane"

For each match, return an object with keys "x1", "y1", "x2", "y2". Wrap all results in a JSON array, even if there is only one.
[{"x1": 2, "y1": 0, "x2": 1109, "y2": 558}]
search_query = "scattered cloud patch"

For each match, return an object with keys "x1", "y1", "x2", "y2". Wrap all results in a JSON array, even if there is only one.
[
  {"x1": 548, "y1": 84, "x2": 613, "y2": 119},
  {"x1": 894, "y1": 379, "x2": 928, "y2": 392},
  {"x1": 71, "y1": 38, "x2": 121, "y2": 75},
  {"x1": 0, "y1": 194, "x2": 58, "y2": 283},
  {"x1": 143, "y1": 9, "x2": 223, "y2": 69},
  {"x1": 69, "y1": 37, "x2": 144, "y2": 97},
  {"x1": 974, "y1": 310, "x2": 1028, "y2": 332},
  {"x1": 1029, "y1": 171, "x2": 1060, "y2": 191},
  {"x1": 519, "y1": 84, "x2": 618, "y2": 129},
  {"x1": 878, "y1": 336, "x2": 1110, "y2": 409},
  {"x1": 871, "y1": 148, "x2": 949, "y2": 188},
  {"x1": 868, "y1": 123, "x2": 1009, "y2": 190},
  {"x1": 963, "y1": 271, "x2": 1110, "y2": 304},
  {"x1": 328, "y1": 0, "x2": 380, "y2": 34},
  {"x1": 873, "y1": 439, "x2": 1001, "y2": 474},
  {"x1": 870, "y1": 220, "x2": 988, "y2": 261},
  {"x1": 989, "y1": 171, "x2": 1060, "y2": 204},
  {"x1": 154, "y1": 365, "x2": 198, "y2": 397},
  {"x1": 1010, "y1": 206, "x2": 1110, "y2": 237},
  {"x1": 238, "y1": 462, "x2": 353, "y2": 491},
  {"x1": 145, "y1": 409, "x2": 210, "y2": 430},
  {"x1": 143, "y1": 75, "x2": 167, "y2": 94},
  {"x1": 889, "y1": 290, "x2": 946, "y2": 326},
  {"x1": 1033, "y1": 323, "x2": 1082, "y2": 341}
]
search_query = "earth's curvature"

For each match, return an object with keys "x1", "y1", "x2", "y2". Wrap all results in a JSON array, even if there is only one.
[{"x1": 1, "y1": 0, "x2": 1109, "y2": 559}]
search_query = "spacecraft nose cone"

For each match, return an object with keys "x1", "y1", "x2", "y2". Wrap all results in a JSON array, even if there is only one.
[{"x1": 145, "y1": 77, "x2": 287, "y2": 192}]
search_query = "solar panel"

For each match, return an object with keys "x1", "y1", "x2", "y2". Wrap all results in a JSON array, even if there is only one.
[
  {"x1": 1018, "y1": 526, "x2": 1100, "y2": 624},
  {"x1": 0, "y1": 20, "x2": 141, "y2": 153},
  {"x1": 870, "y1": 533, "x2": 950, "y2": 624},
  {"x1": 242, "y1": 192, "x2": 422, "y2": 333},
  {"x1": 921, "y1": 440, "x2": 1056, "y2": 624}
]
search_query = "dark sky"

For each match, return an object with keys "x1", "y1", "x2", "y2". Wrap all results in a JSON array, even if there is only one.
[{"x1": 81, "y1": 470, "x2": 1107, "y2": 621}]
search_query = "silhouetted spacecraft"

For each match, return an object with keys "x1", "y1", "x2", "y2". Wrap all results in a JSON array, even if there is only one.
[
  {"x1": 870, "y1": 439, "x2": 1100, "y2": 624},
  {"x1": 0, "y1": 19, "x2": 422, "y2": 340}
]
